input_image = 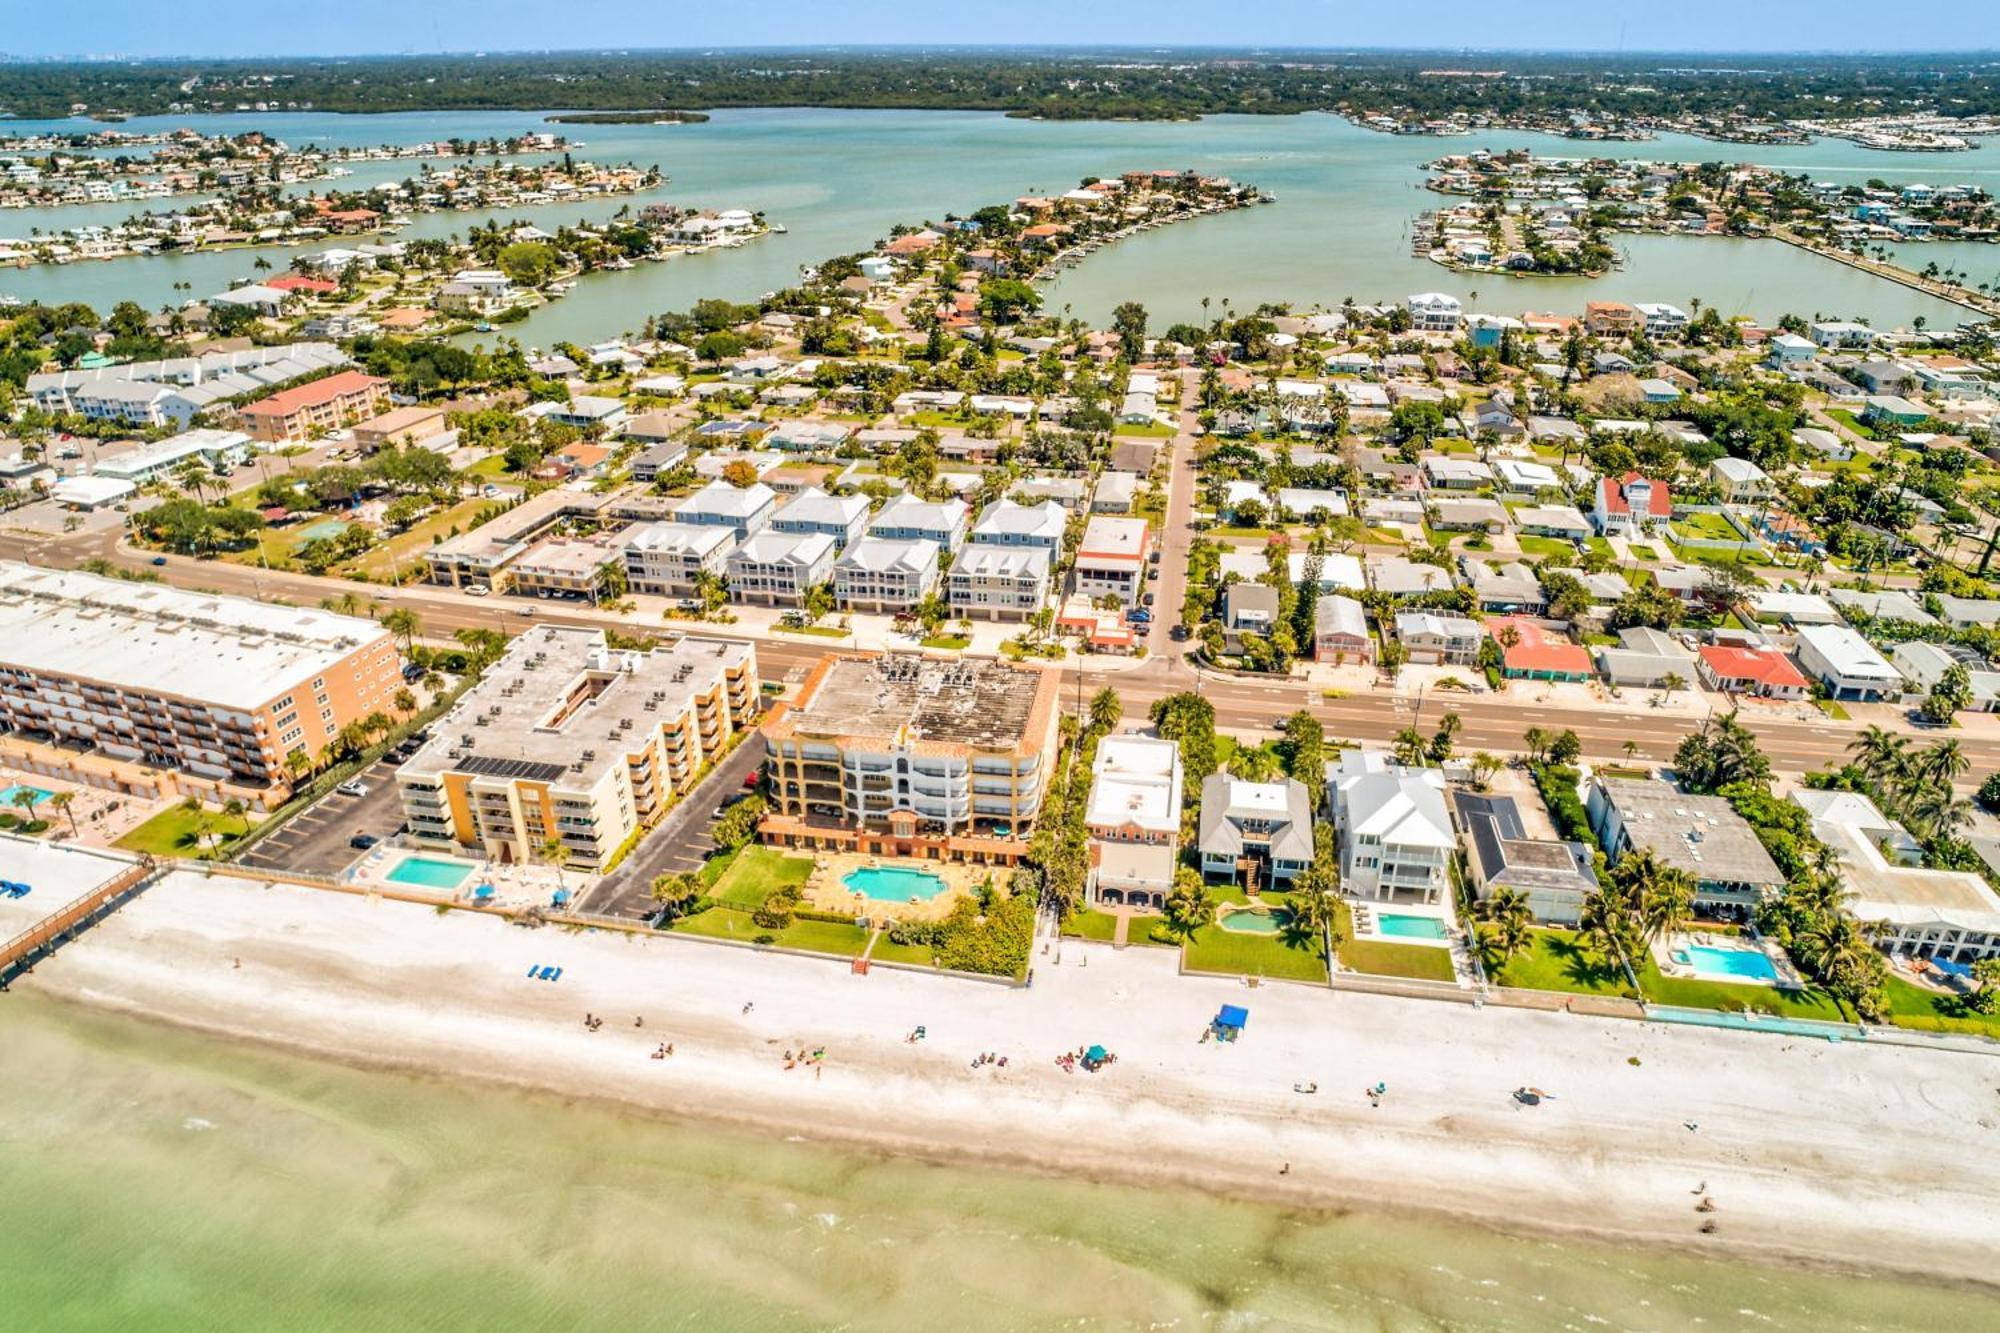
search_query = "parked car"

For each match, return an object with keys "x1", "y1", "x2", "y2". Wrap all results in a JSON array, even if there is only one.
[
  {"x1": 335, "y1": 780, "x2": 370, "y2": 798},
  {"x1": 401, "y1": 663, "x2": 425, "y2": 682},
  {"x1": 150, "y1": 556, "x2": 168, "y2": 566},
  {"x1": 464, "y1": 586, "x2": 489, "y2": 598},
  {"x1": 349, "y1": 834, "x2": 379, "y2": 850}
]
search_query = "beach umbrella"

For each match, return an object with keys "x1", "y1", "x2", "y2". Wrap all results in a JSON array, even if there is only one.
[{"x1": 1085, "y1": 1045, "x2": 1108, "y2": 1063}]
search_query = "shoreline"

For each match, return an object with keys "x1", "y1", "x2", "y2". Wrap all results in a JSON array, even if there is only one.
[
  {"x1": 36, "y1": 984, "x2": 2000, "y2": 1303},
  {"x1": 17, "y1": 865, "x2": 2000, "y2": 1294}
]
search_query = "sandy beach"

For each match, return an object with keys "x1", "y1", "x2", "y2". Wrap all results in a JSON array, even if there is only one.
[{"x1": 18, "y1": 859, "x2": 2000, "y2": 1291}]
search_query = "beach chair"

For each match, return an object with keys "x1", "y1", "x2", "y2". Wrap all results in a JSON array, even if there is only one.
[
  {"x1": 535, "y1": 966, "x2": 556, "y2": 981},
  {"x1": 547, "y1": 967, "x2": 562, "y2": 981},
  {"x1": 528, "y1": 964, "x2": 541, "y2": 978}
]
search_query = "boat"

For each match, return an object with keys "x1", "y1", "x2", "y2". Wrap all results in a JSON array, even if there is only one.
[{"x1": 769, "y1": 223, "x2": 787, "y2": 234}]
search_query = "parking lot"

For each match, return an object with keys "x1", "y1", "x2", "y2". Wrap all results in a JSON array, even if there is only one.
[
  {"x1": 574, "y1": 739, "x2": 765, "y2": 923},
  {"x1": 237, "y1": 755, "x2": 409, "y2": 878}
]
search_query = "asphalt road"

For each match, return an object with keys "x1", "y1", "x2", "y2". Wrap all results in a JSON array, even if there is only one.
[{"x1": 4, "y1": 507, "x2": 1991, "y2": 778}]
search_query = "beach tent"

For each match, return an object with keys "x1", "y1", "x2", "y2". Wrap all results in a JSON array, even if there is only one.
[
  {"x1": 1215, "y1": 1005, "x2": 1249, "y2": 1032},
  {"x1": 1085, "y1": 1045, "x2": 1108, "y2": 1064}
]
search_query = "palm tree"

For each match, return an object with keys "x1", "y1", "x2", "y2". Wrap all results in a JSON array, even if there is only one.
[
  {"x1": 380, "y1": 606, "x2": 422, "y2": 654},
  {"x1": 1658, "y1": 671, "x2": 1686, "y2": 699},
  {"x1": 10, "y1": 787, "x2": 41, "y2": 825},
  {"x1": 1087, "y1": 686, "x2": 1122, "y2": 735},
  {"x1": 1914, "y1": 738, "x2": 1971, "y2": 791},
  {"x1": 48, "y1": 790, "x2": 77, "y2": 836},
  {"x1": 1847, "y1": 725, "x2": 1910, "y2": 789},
  {"x1": 1639, "y1": 865, "x2": 1696, "y2": 946},
  {"x1": 221, "y1": 798, "x2": 250, "y2": 837},
  {"x1": 539, "y1": 835, "x2": 568, "y2": 898},
  {"x1": 649, "y1": 871, "x2": 701, "y2": 920},
  {"x1": 1473, "y1": 886, "x2": 1535, "y2": 967}
]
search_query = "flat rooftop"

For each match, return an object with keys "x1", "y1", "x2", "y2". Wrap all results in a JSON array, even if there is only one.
[
  {"x1": 0, "y1": 561, "x2": 387, "y2": 708},
  {"x1": 782, "y1": 653, "x2": 1053, "y2": 753},
  {"x1": 402, "y1": 626, "x2": 752, "y2": 790},
  {"x1": 1598, "y1": 777, "x2": 1784, "y2": 888}
]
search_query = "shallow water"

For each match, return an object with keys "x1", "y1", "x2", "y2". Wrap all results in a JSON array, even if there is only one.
[
  {"x1": 0, "y1": 108, "x2": 1988, "y2": 341},
  {"x1": 2, "y1": 994, "x2": 1994, "y2": 1331}
]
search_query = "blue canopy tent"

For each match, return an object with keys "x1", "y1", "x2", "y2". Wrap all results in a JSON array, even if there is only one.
[{"x1": 1213, "y1": 1005, "x2": 1249, "y2": 1041}]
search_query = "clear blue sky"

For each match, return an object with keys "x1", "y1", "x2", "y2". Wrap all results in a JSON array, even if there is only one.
[{"x1": 8, "y1": 3, "x2": 2000, "y2": 59}]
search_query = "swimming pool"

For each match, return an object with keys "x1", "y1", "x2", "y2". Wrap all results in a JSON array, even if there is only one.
[
  {"x1": 1677, "y1": 944, "x2": 1780, "y2": 984},
  {"x1": 385, "y1": 856, "x2": 475, "y2": 890},
  {"x1": 1219, "y1": 909, "x2": 1289, "y2": 934},
  {"x1": 0, "y1": 784, "x2": 55, "y2": 808},
  {"x1": 1376, "y1": 913, "x2": 1450, "y2": 941},
  {"x1": 842, "y1": 866, "x2": 950, "y2": 902}
]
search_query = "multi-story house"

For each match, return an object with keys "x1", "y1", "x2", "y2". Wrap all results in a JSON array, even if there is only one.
[
  {"x1": 726, "y1": 530, "x2": 836, "y2": 607},
  {"x1": 1328, "y1": 750, "x2": 1454, "y2": 905},
  {"x1": 770, "y1": 486, "x2": 871, "y2": 552},
  {"x1": 673, "y1": 479, "x2": 776, "y2": 541},
  {"x1": 948, "y1": 545, "x2": 1051, "y2": 621},
  {"x1": 1197, "y1": 773, "x2": 1314, "y2": 889},
  {"x1": 621, "y1": 521, "x2": 733, "y2": 597},
  {"x1": 869, "y1": 495, "x2": 969, "y2": 552},
  {"x1": 833, "y1": 537, "x2": 939, "y2": 613}
]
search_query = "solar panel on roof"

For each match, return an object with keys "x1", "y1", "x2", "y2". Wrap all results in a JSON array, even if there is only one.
[{"x1": 459, "y1": 755, "x2": 567, "y2": 782}]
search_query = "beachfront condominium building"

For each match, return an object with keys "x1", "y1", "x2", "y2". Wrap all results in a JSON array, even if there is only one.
[
  {"x1": 1084, "y1": 734, "x2": 1183, "y2": 911},
  {"x1": 620, "y1": 521, "x2": 734, "y2": 597},
  {"x1": 397, "y1": 627, "x2": 758, "y2": 871},
  {"x1": 239, "y1": 370, "x2": 391, "y2": 445},
  {"x1": 0, "y1": 561, "x2": 402, "y2": 806},
  {"x1": 758, "y1": 652, "x2": 1062, "y2": 865},
  {"x1": 1327, "y1": 750, "x2": 1454, "y2": 905}
]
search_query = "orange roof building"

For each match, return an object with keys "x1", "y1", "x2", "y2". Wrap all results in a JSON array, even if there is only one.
[
  {"x1": 239, "y1": 370, "x2": 390, "y2": 446},
  {"x1": 1487, "y1": 616, "x2": 1596, "y2": 682}
]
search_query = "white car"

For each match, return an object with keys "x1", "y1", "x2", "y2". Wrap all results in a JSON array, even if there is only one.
[
  {"x1": 464, "y1": 586, "x2": 489, "y2": 597},
  {"x1": 335, "y1": 780, "x2": 369, "y2": 798}
]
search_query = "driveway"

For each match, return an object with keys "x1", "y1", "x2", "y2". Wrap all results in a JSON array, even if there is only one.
[{"x1": 574, "y1": 735, "x2": 766, "y2": 923}]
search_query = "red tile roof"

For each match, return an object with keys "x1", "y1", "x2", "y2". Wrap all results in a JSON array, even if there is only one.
[
  {"x1": 1698, "y1": 645, "x2": 1808, "y2": 689},
  {"x1": 1487, "y1": 616, "x2": 1595, "y2": 676},
  {"x1": 1597, "y1": 472, "x2": 1671, "y2": 517},
  {"x1": 265, "y1": 274, "x2": 338, "y2": 294},
  {"x1": 240, "y1": 370, "x2": 386, "y2": 419}
]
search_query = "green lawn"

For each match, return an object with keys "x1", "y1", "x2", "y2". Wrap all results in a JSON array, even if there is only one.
[
  {"x1": 1182, "y1": 902, "x2": 1329, "y2": 982},
  {"x1": 669, "y1": 904, "x2": 870, "y2": 957},
  {"x1": 1062, "y1": 909, "x2": 1122, "y2": 942},
  {"x1": 1489, "y1": 928, "x2": 1851, "y2": 1020},
  {"x1": 1334, "y1": 903, "x2": 1457, "y2": 982},
  {"x1": 354, "y1": 498, "x2": 494, "y2": 578},
  {"x1": 1517, "y1": 534, "x2": 1581, "y2": 560},
  {"x1": 709, "y1": 845, "x2": 813, "y2": 909},
  {"x1": 868, "y1": 935, "x2": 942, "y2": 967},
  {"x1": 1816, "y1": 698, "x2": 1852, "y2": 721},
  {"x1": 921, "y1": 634, "x2": 971, "y2": 650},
  {"x1": 1114, "y1": 420, "x2": 1176, "y2": 438},
  {"x1": 116, "y1": 804, "x2": 260, "y2": 859},
  {"x1": 1490, "y1": 930, "x2": 1635, "y2": 997},
  {"x1": 1824, "y1": 409, "x2": 1880, "y2": 441},
  {"x1": 1672, "y1": 512, "x2": 1743, "y2": 542},
  {"x1": 1628, "y1": 544, "x2": 1660, "y2": 561},
  {"x1": 1123, "y1": 914, "x2": 1175, "y2": 947},
  {"x1": 1880, "y1": 976, "x2": 2000, "y2": 1039}
]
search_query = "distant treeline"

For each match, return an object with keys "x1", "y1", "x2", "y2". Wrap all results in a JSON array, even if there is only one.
[{"x1": 7, "y1": 50, "x2": 2000, "y2": 123}]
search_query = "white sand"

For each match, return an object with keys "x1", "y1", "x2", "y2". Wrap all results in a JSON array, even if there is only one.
[{"x1": 26, "y1": 867, "x2": 2000, "y2": 1288}]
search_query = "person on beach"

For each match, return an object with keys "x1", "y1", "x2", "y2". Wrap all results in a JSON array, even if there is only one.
[{"x1": 635, "y1": 1016, "x2": 643, "y2": 1028}]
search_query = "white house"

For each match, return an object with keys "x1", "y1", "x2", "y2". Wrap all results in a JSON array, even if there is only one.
[
  {"x1": 1406, "y1": 292, "x2": 1463, "y2": 332},
  {"x1": 1795, "y1": 623, "x2": 1903, "y2": 701},
  {"x1": 1085, "y1": 735, "x2": 1184, "y2": 910},
  {"x1": 832, "y1": 537, "x2": 939, "y2": 613},
  {"x1": 1327, "y1": 750, "x2": 1454, "y2": 905},
  {"x1": 1709, "y1": 456, "x2": 1773, "y2": 503},
  {"x1": 725, "y1": 530, "x2": 836, "y2": 606}
]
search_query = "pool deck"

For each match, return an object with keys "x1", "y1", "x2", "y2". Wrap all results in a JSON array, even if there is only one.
[
  {"x1": 804, "y1": 851, "x2": 990, "y2": 922},
  {"x1": 1349, "y1": 900, "x2": 1457, "y2": 948},
  {"x1": 1653, "y1": 931, "x2": 1807, "y2": 990}
]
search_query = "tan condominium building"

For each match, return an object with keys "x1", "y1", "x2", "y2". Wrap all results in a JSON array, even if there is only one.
[
  {"x1": 397, "y1": 626, "x2": 758, "y2": 871},
  {"x1": 758, "y1": 651, "x2": 1061, "y2": 865},
  {"x1": 0, "y1": 561, "x2": 402, "y2": 806},
  {"x1": 239, "y1": 369, "x2": 390, "y2": 446}
]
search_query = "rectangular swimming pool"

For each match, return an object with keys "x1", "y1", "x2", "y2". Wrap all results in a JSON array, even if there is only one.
[
  {"x1": 842, "y1": 866, "x2": 949, "y2": 902},
  {"x1": 1376, "y1": 913, "x2": 1449, "y2": 941},
  {"x1": 1680, "y1": 944, "x2": 1780, "y2": 984},
  {"x1": 0, "y1": 784, "x2": 56, "y2": 809},
  {"x1": 385, "y1": 856, "x2": 475, "y2": 890}
]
